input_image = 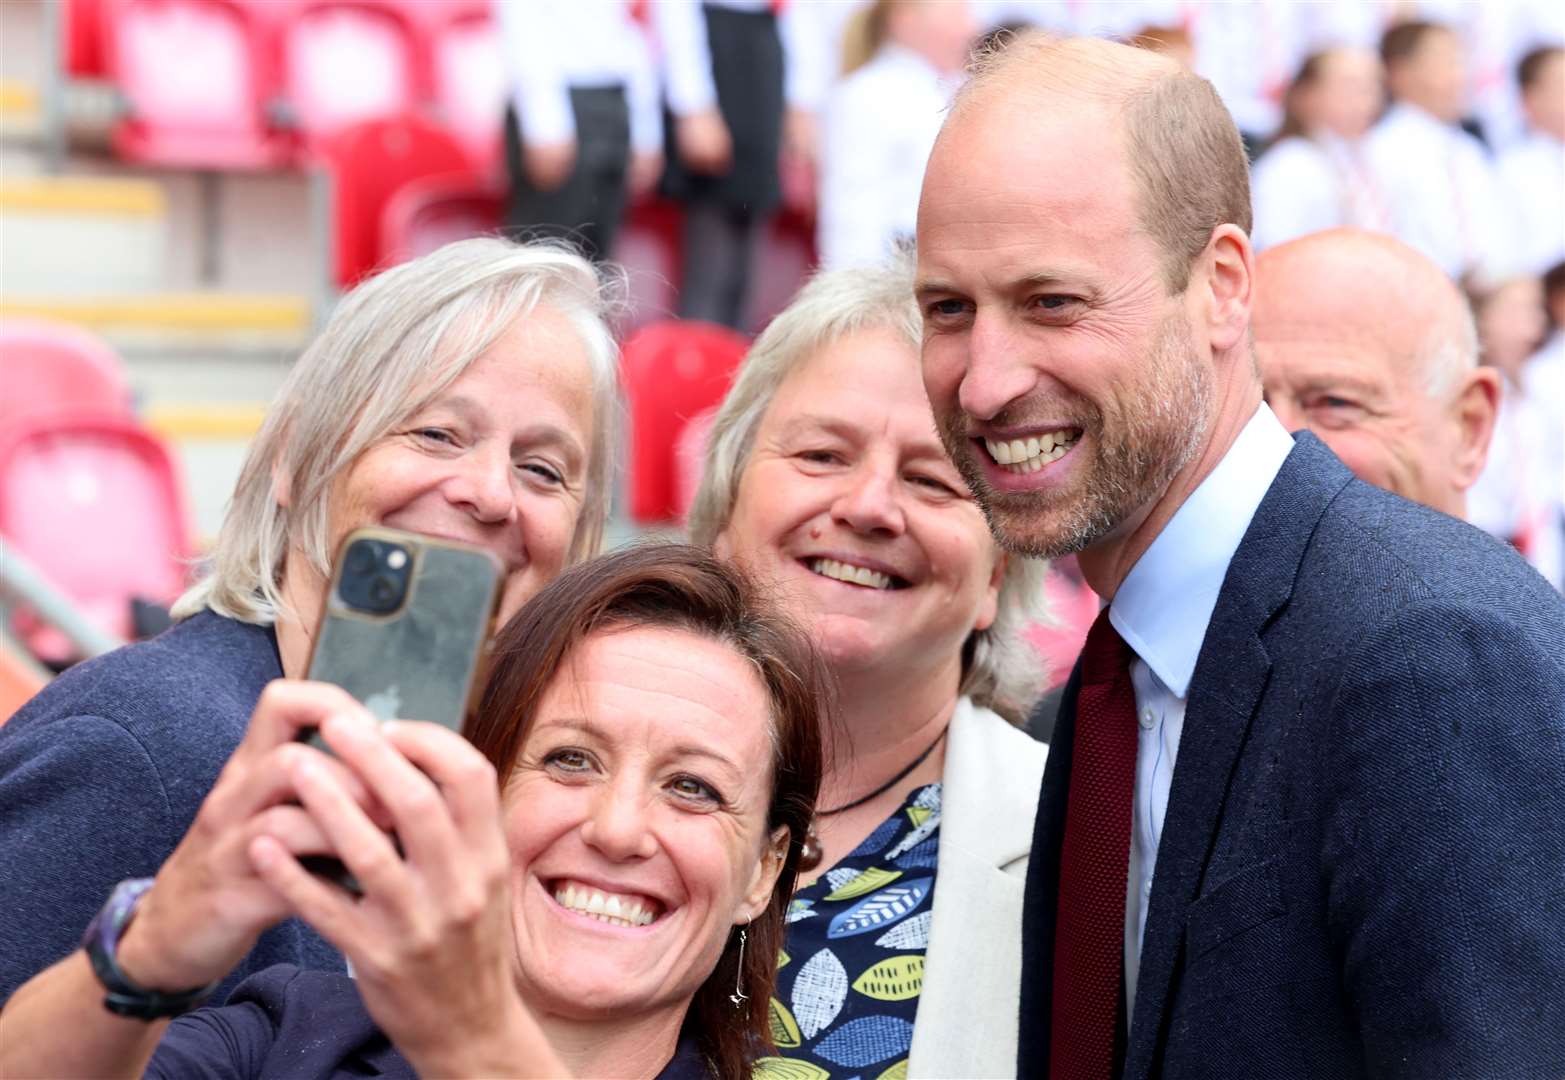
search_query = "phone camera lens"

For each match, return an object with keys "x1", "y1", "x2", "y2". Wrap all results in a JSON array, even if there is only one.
[
  {"x1": 346, "y1": 541, "x2": 378, "y2": 577},
  {"x1": 368, "y1": 576, "x2": 398, "y2": 607}
]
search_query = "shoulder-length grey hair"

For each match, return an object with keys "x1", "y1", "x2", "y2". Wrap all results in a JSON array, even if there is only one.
[
  {"x1": 173, "y1": 237, "x2": 622, "y2": 626},
  {"x1": 687, "y1": 255, "x2": 1051, "y2": 723}
]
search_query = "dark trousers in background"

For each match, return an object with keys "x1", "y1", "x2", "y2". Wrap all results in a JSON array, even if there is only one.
[
  {"x1": 678, "y1": 204, "x2": 765, "y2": 330},
  {"x1": 663, "y1": 5, "x2": 784, "y2": 331},
  {"x1": 504, "y1": 86, "x2": 630, "y2": 263}
]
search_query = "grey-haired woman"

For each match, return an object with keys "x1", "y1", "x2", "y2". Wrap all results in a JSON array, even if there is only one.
[
  {"x1": 689, "y1": 255, "x2": 1051, "y2": 1077},
  {"x1": 0, "y1": 238, "x2": 620, "y2": 1006}
]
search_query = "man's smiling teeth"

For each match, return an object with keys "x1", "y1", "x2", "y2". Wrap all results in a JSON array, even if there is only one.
[
  {"x1": 553, "y1": 882, "x2": 657, "y2": 927},
  {"x1": 810, "y1": 558, "x2": 892, "y2": 590},
  {"x1": 984, "y1": 430, "x2": 1081, "y2": 473}
]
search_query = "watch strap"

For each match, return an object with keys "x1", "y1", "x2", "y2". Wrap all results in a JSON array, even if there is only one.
[{"x1": 81, "y1": 878, "x2": 220, "y2": 1020}]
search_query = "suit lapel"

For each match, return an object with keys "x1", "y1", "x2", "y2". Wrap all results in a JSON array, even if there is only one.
[{"x1": 1122, "y1": 435, "x2": 1352, "y2": 1079}]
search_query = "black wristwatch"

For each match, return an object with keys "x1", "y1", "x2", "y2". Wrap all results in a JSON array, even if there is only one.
[{"x1": 81, "y1": 878, "x2": 219, "y2": 1020}]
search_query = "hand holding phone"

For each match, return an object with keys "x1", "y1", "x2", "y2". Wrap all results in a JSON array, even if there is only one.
[{"x1": 299, "y1": 527, "x2": 502, "y2": 888}]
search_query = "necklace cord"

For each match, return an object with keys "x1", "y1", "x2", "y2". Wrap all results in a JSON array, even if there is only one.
[{"x1": 818, "y1": 725, "x2": 950, "y2": 817}]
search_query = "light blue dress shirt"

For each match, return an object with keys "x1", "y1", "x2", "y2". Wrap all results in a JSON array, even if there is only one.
[{"x1": 1110, "y1": 404, "x2": 1295, "y2": 1022}]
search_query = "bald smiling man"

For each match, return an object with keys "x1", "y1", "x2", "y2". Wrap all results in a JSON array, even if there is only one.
[{"x1": 1252, "y1": 228, "x2": 1501, "y2": 519}]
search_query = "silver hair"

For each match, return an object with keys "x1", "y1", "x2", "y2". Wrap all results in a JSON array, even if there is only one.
[
  {"x1": 1422, "y1": 300, "x2": 1480, "y2": 399},
  {"x1": 687, "y1": 253, "x2": 1052, "y2": 724},
  {"x1": 173, "y1": 237, "x2": 623, "y2": 626}
]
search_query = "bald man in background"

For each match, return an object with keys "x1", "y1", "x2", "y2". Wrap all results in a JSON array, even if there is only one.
[{"x1": 1252, "y1": 228, "x2": 1501, "y2": 519}]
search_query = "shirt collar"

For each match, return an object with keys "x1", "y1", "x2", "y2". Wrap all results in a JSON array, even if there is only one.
[{"x1": 1109, "y1": 404, "x2": 1295, "y2": 698}]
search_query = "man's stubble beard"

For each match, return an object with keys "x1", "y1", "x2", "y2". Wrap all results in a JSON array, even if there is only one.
[{"x1": 937, "y1": 312, "x2": 1215, "y2": 560}]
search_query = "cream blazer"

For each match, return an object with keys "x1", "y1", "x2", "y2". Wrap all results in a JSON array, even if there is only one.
[{"x1": 908, "y1": 697, "x2": 1048, "y2": 1079}]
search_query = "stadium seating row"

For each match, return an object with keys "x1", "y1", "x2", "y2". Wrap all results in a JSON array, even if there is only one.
[{"x1": 74, "y1": 0, "x2": 503, "y2": 173}]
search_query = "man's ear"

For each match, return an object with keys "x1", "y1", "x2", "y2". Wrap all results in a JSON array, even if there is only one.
[
  {"x1": 740, "y1": 824, "x2": 791, "y2": 922},
  {"x1": 1449, "y1": 367, "x2": 1502, "y2": 491},
  {"x1": 1203, "y1": 224, "x2": 1254, "y2": 354}
]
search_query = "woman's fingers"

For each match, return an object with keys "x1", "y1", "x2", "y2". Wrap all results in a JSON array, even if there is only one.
[
  {"x1": 315, "y1": 715, "x2": 464, "y2": 876},
  {"x1": 248, "y1": 835, "x2": 361, "y2": 954},
  {"x1": 234, "y1": 680, "x2": 369, "y2": 763},
  {"x1": 205, "y1": 737, "x2": 386, "y2": 831},
  {"x1": 288, "y1": 746, "x2": 410, "y2": 904},
  {"x1": 249, "y1": 804, "x2": 337, "y2": 858},
  {"x1": 380, "y1": 722, "x2": 502, "y2": 837}
]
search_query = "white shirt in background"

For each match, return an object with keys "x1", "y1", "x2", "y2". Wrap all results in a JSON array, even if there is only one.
[
  {"x1": 1189, "y1": 0, "x2": 1312, "y2": 138},
  {"x1": 1497, "y1": 132, "x2": 1565, "y2": 275},
  {"x1": 1521, "y1": 332, "x2": 1565, "y2": 590},
  {"x1": 1108, "y1": 404, "x2": 1296, "y2": 1022},
  {"x1": 1471, "y1": 363, "x2": 1565, "y2": 591},
  {"x1": 651, "y1": 0, "x2": 821, "y2": 117},
  {"x1": 1413, "y1": 0, "x2": 1565, "y2": 153},
  {"x1": 818, "y1": 45, "x2": 957, "y2": 269},
  {"x1": 1366, "y1": 103, "x2": 1518, "y2": 281},
  {"x1": 1250, "y1": 133, "x2": 1390, "y2": 251},
  {"x1": 497, "y1": 0, "x2": 661, "y2": 153}
]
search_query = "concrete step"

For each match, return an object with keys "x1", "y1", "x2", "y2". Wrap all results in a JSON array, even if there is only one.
[
  {"x1": 0, "y1": 174, "x2": 167, "y2": 295},
  {"x1": 0, "y1": 291, "x2": 313, "y2": 355}
]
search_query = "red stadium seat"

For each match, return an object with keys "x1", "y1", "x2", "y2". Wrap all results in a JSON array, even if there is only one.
[
  {"x1": 106, "y1": 0, "x2": 291, "y2": 169},
  {"x1": 380, "y1": 170, "x2": 503, "y2": 265},
  {"x1": 282, "y1": 0, "x2": 422, "y2": 148},
  {"x1": 317, "y1": 112, "x2": 475, "y2": 286},
  {"x1": 0, "y1": 318, "x2": 134, "y2": 432},
  {"x1": 0, "y1": 414, "x2": 193, "y2": 663},
  {"x1": 425, "y1": 3, "x2": 505, "y2": 172},
  {"x1": 620, "y1": 320, "x2": 749, "y2": 524},
  {"x1": 64, "y1": 0, "x2": 111, "y2": 78}
]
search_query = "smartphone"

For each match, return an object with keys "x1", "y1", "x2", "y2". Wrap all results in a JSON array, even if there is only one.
[
  {"x1": 299, "y1": 526, "x2": 503, "y2": 886},
  {"x1": 306, "y1": 526, "x2": 503, "y2": 729}
]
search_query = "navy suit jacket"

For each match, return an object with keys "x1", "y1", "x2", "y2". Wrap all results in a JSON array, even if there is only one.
[{"x1": 1017, "y1": 434, "x2": 1565, "y2": 1079}]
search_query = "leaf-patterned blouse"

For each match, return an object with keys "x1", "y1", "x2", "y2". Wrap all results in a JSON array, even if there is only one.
[{"x1": 757, "y1": 782, "x2": 942, "y2": 1080}]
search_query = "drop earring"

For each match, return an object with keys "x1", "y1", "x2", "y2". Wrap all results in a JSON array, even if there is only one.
[{"x1": 729, "y1": 924, "x2": 749, "y2": 1006}]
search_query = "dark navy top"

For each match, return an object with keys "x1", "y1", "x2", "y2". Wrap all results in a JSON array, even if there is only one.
[
  {"x1": 0, "y1": 611, "x2": 342, "y2": 1006},
  {"x1": 150, "y1": 965, "x2": 712, "y2": 1079},
  {"x1": 763, "y1": 783, "x2": 941, "y2": 1077}
]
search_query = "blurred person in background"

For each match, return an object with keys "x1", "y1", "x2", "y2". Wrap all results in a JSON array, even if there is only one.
[
  {"x1": 653, "y1": 0, "x2": 821, "y2": 331},
  {"x1": 1497, "y1": 45, "x2": 1565, "y2": 275},
  {"x1": 689, "y1": 259, "x2": 1049, "y2": 1077},
  {"x1": 1467, "y1": 274, "x2": 1560, "y2": 586},
  {"x1": 1252, "y1": 229, "x2": 1499, "y2": 520},
  {"x1": 1522, "y1": 260, "x2": 1565, "y2": 588},
  {"x1": 817, "y1": 0, "x2": 979, "y2": 270},
  {"x1": 1250, "y1": 47, "x2": 1389, "y2": 251},
  {"x1": 1, "y1": 545, "x2": 825, "y2": 1080},
  {"x1": 1367, "y1": 20, "x2": 1516, "y2": 283},
  {"x1": 0, "y1": 239, "x2": 620, "y2": 1007},
  {"x1": 499, "y1": 1, "x2": 663, "y2": 262}
]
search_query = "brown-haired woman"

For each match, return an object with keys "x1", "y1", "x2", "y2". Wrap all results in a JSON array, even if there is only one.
[{"x1": 0, "y1": 544, "x2": 824, "y2": 1080}]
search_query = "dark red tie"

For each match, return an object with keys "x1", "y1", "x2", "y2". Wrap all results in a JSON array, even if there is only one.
[{"x1": 1051, "y1": 609, "x2": 1139, "y2": 1080}]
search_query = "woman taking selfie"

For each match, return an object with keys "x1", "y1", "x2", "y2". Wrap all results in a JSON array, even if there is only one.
[
  {"x1": 0, "y1": 544, "x2": 825, "y2": 1079},
  {"x1": 689, "y1": 259, "x2": 1050, "y2": 1076},
  {"x1": 0, "y1": 237, "x2": 620, "y2": 1004}
]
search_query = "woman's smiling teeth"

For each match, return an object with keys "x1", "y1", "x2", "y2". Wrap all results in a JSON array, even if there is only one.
[
  {"x1": 553, "y1": 881, "x2": 660, "y2": 927},
  {"x1": 984, "y1": 429, "x2": 1082, "y2": 473},
  {"x1": 810, "y1": 557, "x2": 894, "y2": 590}
]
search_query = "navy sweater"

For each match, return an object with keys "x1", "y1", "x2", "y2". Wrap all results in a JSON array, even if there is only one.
[
  {"x1": 150, "y1": 965, "x2": 713, "y2": 1079},
  {"x1": 0, "y1": 610, "x2": 342, "y2": 1005}
]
